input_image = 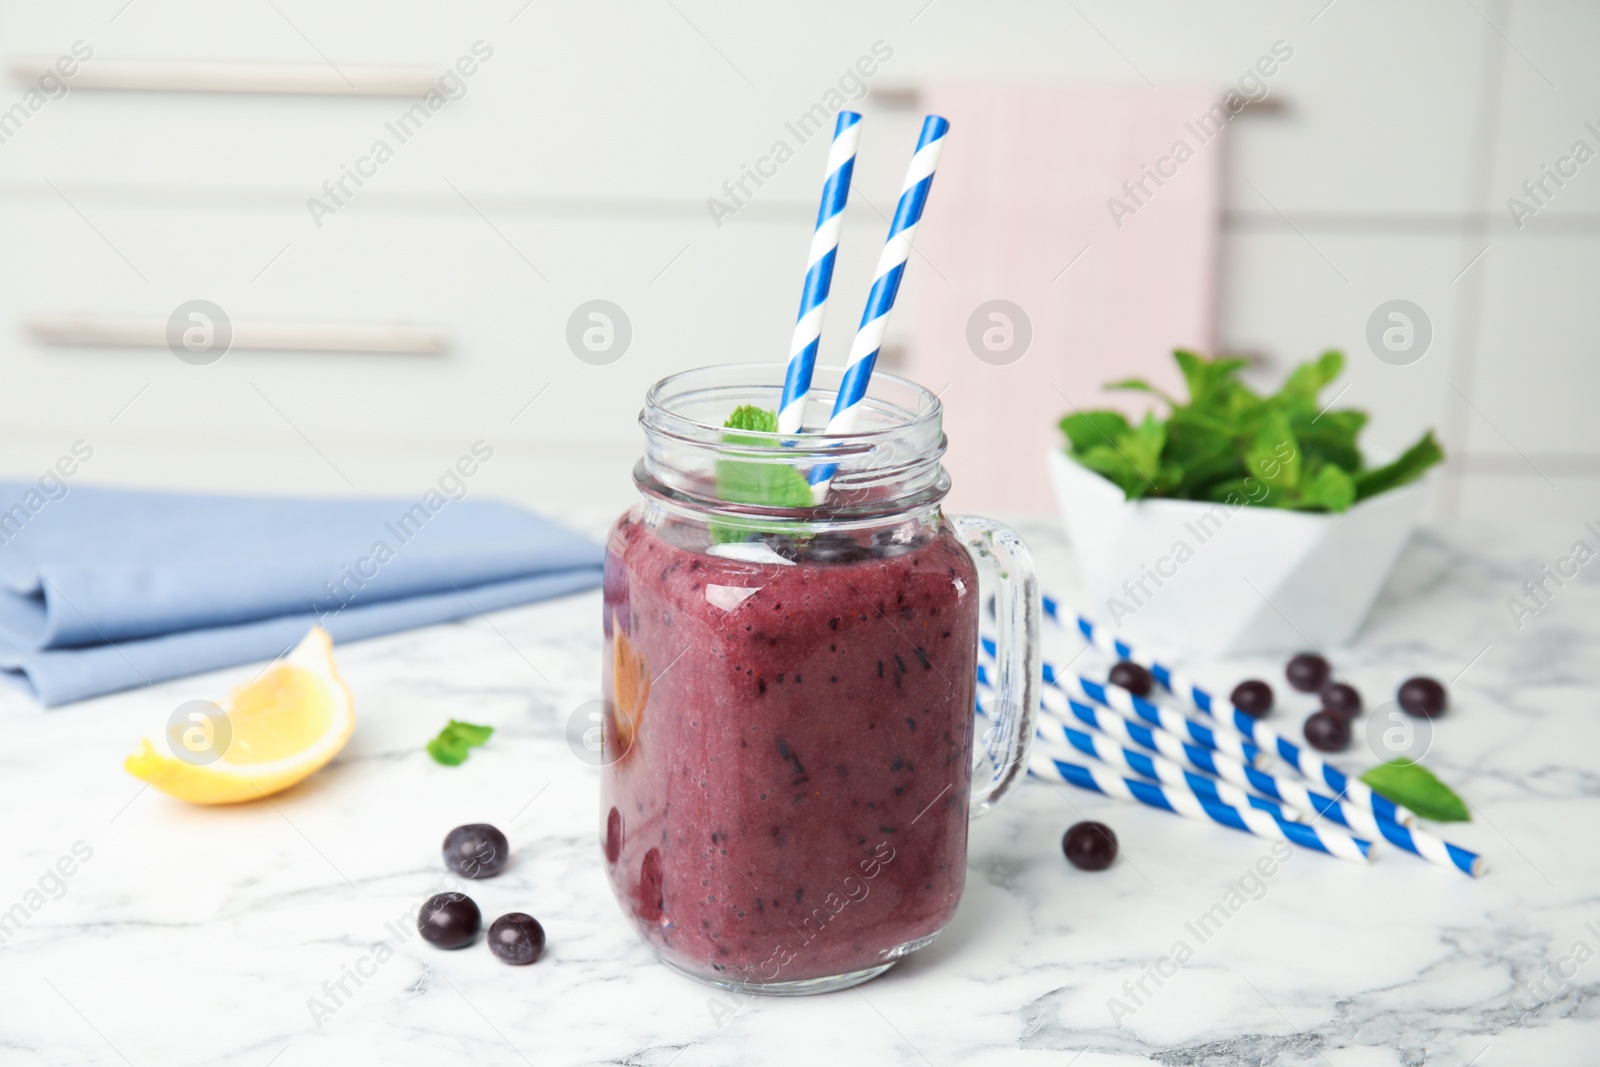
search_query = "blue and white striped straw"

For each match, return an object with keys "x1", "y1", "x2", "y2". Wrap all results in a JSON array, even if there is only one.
[
  {"x1": 1155, "y1": 739, "x2": 1482, "y2": 875},
  {"x1": 983, "y1": 637, "x2": 1259, "y2": 767},
  {"x1": 979, "y1": 686, "x2": 1302, "y2": 822},
  {"x1": 993, "y1": 667, "x2": 1484, "y2": 875},
  {"x1": 1047, "y1": 678, "x2": 1410, "y2": 826},
  {"x1": 778, "y1": 110, "x2": 862, "y2": 435},
  {"x1": 1045, "y1": 723, "x2": 1304, "y2": 821},
  {"x1": 1146, "y1": 720, "x2": 1482, "y2": 875},
  {"x1": 1055, "y1": 669, "x2": 1264, "y2": 767},
  {"x1": 810, "y1": 114, "x2": 950, "y2": 490},
  {"x1": 1040, "y1": 597, "x2": 1416, "y2": 826},
  {"x1": 1029, "y1": 751, "x2": 1375, "y2": 864},
  {"x1": 1043, "y1": 684, "x2": 1478, "y2": 876},
  {"x1": 983, "y1": 661, "x2": 1264, "y2": 770}
]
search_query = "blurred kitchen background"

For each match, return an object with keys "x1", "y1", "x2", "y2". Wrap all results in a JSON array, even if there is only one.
[{"x1": 1, "y1": 0, "x2": 1594, "y2": 534}]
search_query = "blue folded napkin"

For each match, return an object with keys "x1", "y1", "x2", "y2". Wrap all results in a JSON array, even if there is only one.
[{"x1": 0, "y1": 482, "x2": 604, "y2": 706}]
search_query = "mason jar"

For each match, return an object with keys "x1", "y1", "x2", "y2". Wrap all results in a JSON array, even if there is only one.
[{"x1": 599, "y1": 363, "x2": 1039, "y2": 994}]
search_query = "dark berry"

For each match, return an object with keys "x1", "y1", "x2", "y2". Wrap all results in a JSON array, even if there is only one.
[
  {"x1": 869, "y1": 527, "x2": 925, "y2": 559},
  {"x1": 1108, "y1": 661, "x2": 1154, "y2": 697},
  {"x1": 604, "y1": 807, "x2": 623, "y2": 864},
  {"x1": 418, "y1": 892, "x2": 481, "y2": 949},
  {"x1": 488, "y1": 912, "x2": 546, "y2": 965},
  {"x1": 1398, "y1": 676, "x2": 1447, "y2": 718},
  {"x1": 637, "y1": 847, "x2": 665, "y2": 923},
  {"x1": 1230, "y1": 679, "x2": 1274, "y2": 718},
  {"x1": 1320, "y1": 682, "x2": 1362, "y2": 718},
  {"x1": 793, "y1": 532, "x2": 872, "y2": 564},
  {"x1": 764, "y1": 534, "x2": 802, "y2": 561},
  {"x1": 1302, "y1": 710, "x2": 1350, "y2": 752},
  {"x1": 443, "y1": 824, "x2": 509, "y2": 879},
  {"x1": 1062, "y1": 821, "x2": 1118, "y2": 871},
  {"x1": 1286, "y1": 653, "x2": 1331, "y2": 693}
]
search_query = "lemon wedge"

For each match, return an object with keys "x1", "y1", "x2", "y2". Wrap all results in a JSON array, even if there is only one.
[{"x1": 125, "y1": 627, "x2": 355, "y2": 804}]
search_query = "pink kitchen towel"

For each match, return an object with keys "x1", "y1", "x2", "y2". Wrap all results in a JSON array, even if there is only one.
[{"x1": 906, "y1": 82, "x2": 1223, "y2": 513}]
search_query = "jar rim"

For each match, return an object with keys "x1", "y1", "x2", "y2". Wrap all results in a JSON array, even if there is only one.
[
  {"x1": 636, "y1": 363, "x2": 950, "y2": 523},
  {"x1": 641, "y1": 363, "x2": 944, "y2": 455}
]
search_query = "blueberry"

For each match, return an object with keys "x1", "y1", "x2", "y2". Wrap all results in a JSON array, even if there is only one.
[
  {"x1": 870, "y1": 528, "x2": 926, "y2": 559},
  {"x1": 418, "y1": 892, "x2": 481, "y2": 949},
  {"x1": 488, "y1": 912, "x2": 546, "y2": 965},
  {"x1": 1230, "y1": 680, "x2": 1273, "y2": 718},
  {"x1": 1286, "y1": 653, "x2": 1331, "y2": 693},
  {"x1": 1062, "y1": 821, "x2": 1118, "y2": 871},
  {"x1": 801, "y1": 532, "x2": 873, "y2": 564},
  {"x1": 758, "y1": 534, "x2": 803, "y2": 561},
  {"x1": 1108, "y1": 661, "x2": 1154, "y2": 697},
  {"x1": 1302, "y1": 710, "x2": 1350, "y2": 753},
  {"x1": 1320, "y1": 682, "x2": 1362, "y2": 718},
  {"x1": 1398, "y1": 676, "x2": 1447, "y2": 718},
  {"x1": 443, "y1": 824, "x2": 509, "y2": 879},
  {"x1": 604, "y1": 807, "x2": 623, "y2": 865}
]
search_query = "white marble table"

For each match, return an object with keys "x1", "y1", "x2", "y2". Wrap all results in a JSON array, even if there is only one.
[{"x1": 2, "y1": 518, "x2": 1596, "y2": 1066}]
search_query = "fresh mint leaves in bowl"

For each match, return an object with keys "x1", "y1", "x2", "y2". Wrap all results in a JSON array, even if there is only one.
[{"x1": 1048, "y1": 350, "x2": 1444, "y2": 656}]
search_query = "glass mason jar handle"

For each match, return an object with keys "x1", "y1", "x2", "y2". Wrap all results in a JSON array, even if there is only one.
[{"x1": 951, "y1": 515, "x2": 1040, "y2": 819}]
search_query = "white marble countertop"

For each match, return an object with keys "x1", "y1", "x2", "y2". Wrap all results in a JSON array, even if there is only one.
[{"x1": 2, "y1": 518, "x2": 1597, "y2": 1066}]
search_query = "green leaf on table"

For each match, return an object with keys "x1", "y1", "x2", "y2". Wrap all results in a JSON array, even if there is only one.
[
  {"x1": 427, "y1": 719, "x2": 495, "y2": 766},
  {"x1": 1353, "y1": 430, "x2": 1445, "y2": 501},
  {"x1": 1360, "y1": 758, "x2": 1470, "y2": 822}
]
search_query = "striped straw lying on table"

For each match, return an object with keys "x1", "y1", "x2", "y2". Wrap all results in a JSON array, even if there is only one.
[
  {"x1": 1040, "y1": 597, "x2": 1417, "y2": 827},
  {"x1": 980, "y1": 637, "x2": 1258, "y2": 766},
  {"x1": 1030, "y1": 749, "x2": 1375, "y2": 865},
  {"x1": 976, "y1": 603, "x2": 1488, "y2": 876},
  {"x1": 974, "y1": 681, "x2": 1301, "y2": 822}
]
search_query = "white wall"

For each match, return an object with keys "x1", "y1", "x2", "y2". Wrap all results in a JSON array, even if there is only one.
[{"x1": 0, "y1": 0, "x2": 1593, "y2": 531}]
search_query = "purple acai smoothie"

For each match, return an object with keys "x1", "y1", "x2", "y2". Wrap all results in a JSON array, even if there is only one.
[{"x1": 600, "y1": 510, "x2": 978, "y2": 985}]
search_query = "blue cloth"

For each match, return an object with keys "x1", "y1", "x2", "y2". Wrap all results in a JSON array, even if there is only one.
[{"x1": 0, "y1": 482, "x2": 604, "y2": 706}]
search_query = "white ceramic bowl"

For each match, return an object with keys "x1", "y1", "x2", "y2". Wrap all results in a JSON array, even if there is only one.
[{"x1": 1046, "y1": 449, "x2": 1429, "y2": 657}]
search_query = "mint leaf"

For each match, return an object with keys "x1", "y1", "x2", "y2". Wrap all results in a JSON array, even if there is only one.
[
  {"x1": 1074, "y1": 443, "x2": 1151, "y2": 498},
  {"x1": 1056, "y1": 349, "x2": 1444, "y2": 511},
  {"x1": 1354, "y1": 430, "x2": 1445, "y2": 501},
  {"x1": 1205, "y1": 476, "x2": 1285, "y2": 508},
  {"x1": 1105, "y1": 378, "x2": 1180, "y2": 406},
  {"x1": 1072, "y1": 414, "x2": 1183, "y2": 501},
  {"x1": 427, "y1": 719, "x2": 494, "y2": 766},
  {"x1": 1275, "y1": 350, "x2": 1343, "y2": 416},
  {"x1": 1360, "y1": 758, "x2": 1469, "y2": 822},
  {"x1": 711, "y1": 406, "x2": 814, "y2": 543},
  {"x1": 723, "y1": 404, "x2": 778, "y2": 433},
  {"x1": 1246, "y1": 410, "x2": 1301, "y2": 491},
  {"x1": 1294, "y1": 463, "x2": 1356, "y2": 512},
  {"x1": 1295, "y1": 409, "x2": 1367, "y2": 473},
  {"x1": 1059, "y1": 410, "x2": 1132, "y2": 453},
  {"x1": 1173, "y1": 350, "x2": 1249, "y2": 410},
  {"x1": 1123, "y1": 413, "x2": 1167, "y2": 482}
]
